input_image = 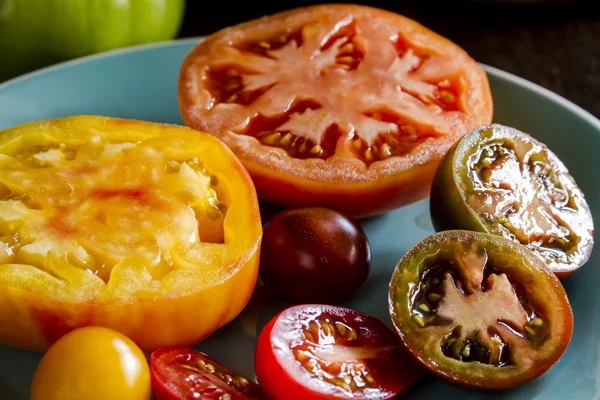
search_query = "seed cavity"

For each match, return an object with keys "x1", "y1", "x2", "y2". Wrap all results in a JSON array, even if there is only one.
[{"x1": 293, "y1": 316, "x2": 377, "y2": 393}]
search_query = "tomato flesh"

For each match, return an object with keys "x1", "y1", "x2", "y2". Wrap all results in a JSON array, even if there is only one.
[
  {"x1": 254, "y1": 304, "x2": 423, "y2": 399},
  {"x1": 150, "y1": 346, "x2": 261, "y2": 400},
  {"x1": 388, "y1": 230, "x2": 573, "y2": 390},
  {"x1": 0, "y1": 116, "x2": 262, "y2": 353},
  {"x1": 178, "y1": 4, "x2": 493, "y2": 217},
  {"x1": 430, "y1": 124, "x2": 594, "y2": 277}
]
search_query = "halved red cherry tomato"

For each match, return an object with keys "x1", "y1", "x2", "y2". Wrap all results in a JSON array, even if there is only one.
[
  {"x1": 178, "y1": 4, "x2": 493, "y2": 217},
  {"x1": 388, "y1": 230, "x2": 573, "y2": 390},
  {"x1": 150, "y1": 346, "x2": 261, "y2": 400},
  {"x1": 254, "y1": 304, "x2": 423, "y2": 400}
]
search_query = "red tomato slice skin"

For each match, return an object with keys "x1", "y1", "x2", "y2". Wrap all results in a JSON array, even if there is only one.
[{"x1": 255, "y1": 305, "x2": 423, "y2": 400}]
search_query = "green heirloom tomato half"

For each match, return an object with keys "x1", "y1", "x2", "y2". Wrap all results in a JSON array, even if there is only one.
[
  {"x1": 0, "y1": 0, "x2": 185, "y2": 81},
  {"x1": 429, "y1": 124, "x2": 594, "y2": 278},
  {"x1": 388, "y1": 230, "x2": 573, "y2": 390}
]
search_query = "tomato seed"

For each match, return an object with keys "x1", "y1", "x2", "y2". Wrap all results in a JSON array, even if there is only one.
[
  {"x1": 302, "y1": 25, "x2": 318, "y2": 38},
  {"x1": 256, "y1": 41, "x2": 270, "y2": 49},
  {"x1": 353, "y1": 139, "x2": 363, "y2": 149},
  {"x1": 417, "y1": 303, "x2": 430, "y2": 312},
  {"x1": 427, "y1": 293, "x2": 442, "y2": 302},
  {"x1": 337, "y1": 56, "x2": 355, "y2": 64},
  {"x1": 340, "y1": 43, "x2": 355, "y2": 53},
  {"x1": 276, "y1": 34, "x2": 287, "y2": 43},
  {"x1": 379, "y1": 143, "x2": 392, "y2": 158},
  {"x1": 310, "y1": 144, "x2": 323, "y2": 155},
  {"x1": 61, "y1": 148, "x2": 77, "y2": 160},
  {"x1": 164, "y1": 160, "x2": 181, "y2": 173},
  {"x1": 413, "y1": 315, "x2": 425, "y2": 327},
  {"x1": 280, "y1": 133, "x2": 293, "y2": 146},
  {"x1": 225, "y1": 94, "x2": 238, "y2": 103},
  {"x1": 225, "y1": 69, "x2": 238, "y2": 78},
  {"x1": 261, "y1": 132, "x2": 281, "y2": 145},
  {"x1": 461, "y1": 344, "x2": 471, "y2": 358},
  {"x1": 336, "y1": 64, "x2": 352, "y2": 70},
  {"x1": 418, "y1": 94, "x2": 432, "y2": 104},
  {"x1": 440, "y1": 91, "x2": 455, "y2": 103},
  {"x1": 438, "y1": 79, "x2": 451, "y2": 88},
  {"x1": 364, "y1": 148, "x2": 374, "y2": 161}
]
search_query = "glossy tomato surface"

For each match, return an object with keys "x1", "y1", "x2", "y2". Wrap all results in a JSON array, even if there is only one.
[
  {"x1": 0, "y1": 115, "x2": 262, "y2": 353},
  {"x1": 254, "y1": 304, "x2": 423, "y2": 400},
  {"x1": 430, "y1": 124, "x2": 594, "y2": 277},
  {"x1": 178, "y1": 4, "x2": 493, "y2": 217},
  {"x1": 388, "y1": 230, "x2": 573, "y2": 390},
  {"x1": 259, "y1": 207, "x2": 371, "y2": 304},
  {"x1": 0, "y1": 0, "x2": 185, "y2": 81},
  {"x1": 30, "y1": 326, "x2": 150, "y2": 400},
  {"x1": 150, "y1": 346, "x2": 261, "y2": 400}
]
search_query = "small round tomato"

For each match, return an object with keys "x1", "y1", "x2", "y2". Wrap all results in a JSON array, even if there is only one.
[
  {"x1": 259, "y1": 207, "x2": 371, "y2": 304},
  {"x1": 30, "y1": 326, "x2": 150, "y2": 400},
  {"x1": 178, "y1": 4, "x2": 493, "y2": 217},
  {"x1": 430, "y1": 124, "x2": 594, "y2": 277},
  {"x1": 388, "y1": 230, "x2": 574, "y2": 390},
  {"x1": 254, "y1": 304, "x2": 423, "y2": 400},
  {"x1": 150, "y1": 346, "x2": 261, "y2": 400}
]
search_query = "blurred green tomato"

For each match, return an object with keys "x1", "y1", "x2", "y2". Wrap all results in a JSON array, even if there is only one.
[{"x1": 0, "y1": 0, "x2": 185, "y2": 81}]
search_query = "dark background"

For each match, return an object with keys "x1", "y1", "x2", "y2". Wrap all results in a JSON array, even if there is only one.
[{"x1": 177, "y1": 0, "x2": 600, "y2": 118}]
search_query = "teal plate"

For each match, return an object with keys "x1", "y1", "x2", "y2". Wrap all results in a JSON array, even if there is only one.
[{"x1": 0, "y1": 38, "x2": 598, "y2": 399}]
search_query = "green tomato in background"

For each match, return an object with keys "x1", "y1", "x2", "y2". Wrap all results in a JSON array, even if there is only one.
[{"x1": 0, "y1": 0, "x2": 185, "y2": 81}]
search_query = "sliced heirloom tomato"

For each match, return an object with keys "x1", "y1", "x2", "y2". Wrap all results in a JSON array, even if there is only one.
[
  {"x1": 150, "y1": 346, "x2": 261, "y2": 400},
  {"x1": 388, "y1": 230, "x2": 573, "y2": 390},
  {"x1": 430, "y1": 124, "x2": 594, "y2": 277},
  {"x1": 178, "y1": 4, "x2": 493, "y2": 217},
  {"x1": 254, "y1": 304, "x2": 424, "y2": 400},
  {"x1": 0, "y1": 115, "x2": 262, "y2": 352}
]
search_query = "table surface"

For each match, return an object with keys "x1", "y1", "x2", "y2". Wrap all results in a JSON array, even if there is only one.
[{"x1": 178, "y1": 1, "x2": 600, "y2": 118}]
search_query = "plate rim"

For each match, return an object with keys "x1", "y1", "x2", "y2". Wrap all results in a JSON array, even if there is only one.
[{"x1": 0, "y1": 37, "x2": 599, "y2": 134}]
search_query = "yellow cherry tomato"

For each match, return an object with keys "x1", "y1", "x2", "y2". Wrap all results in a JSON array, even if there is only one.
[{"x1": 30, "y1": 326, "x2": 151, "y2": 400}]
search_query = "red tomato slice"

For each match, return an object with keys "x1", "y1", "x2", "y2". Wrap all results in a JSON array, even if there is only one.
[
  {"x1": 254, "y1": 304, "x2": 423, "y2": 399},
  {"x1": 150, "y1": 346, "x2": 261, "y2": 400},
  {"x1": 178, "y1": 4, "x2": 493, "y2": 217}
]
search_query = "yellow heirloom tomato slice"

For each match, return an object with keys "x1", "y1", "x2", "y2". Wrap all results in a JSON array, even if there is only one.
[{"x1": 0, "y1": 115, "x2": 262, "y2": 353}]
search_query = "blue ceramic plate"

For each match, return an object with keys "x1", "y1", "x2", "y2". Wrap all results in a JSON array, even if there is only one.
[{"x1": 0, "y1": 38, "x2": 598, "y2": 400}]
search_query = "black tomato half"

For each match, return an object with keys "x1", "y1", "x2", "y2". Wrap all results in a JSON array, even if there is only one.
[
  {"x1": 259, "y1": 207, "x2": 371, "y2": 304},
  {"x1": 430, "y1": 124, "x2": 594, "y2": 278},
  {"x1": 388, "y1": 230, "x2": 573, "y2": 390}
]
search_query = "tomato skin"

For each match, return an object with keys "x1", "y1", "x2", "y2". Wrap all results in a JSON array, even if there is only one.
[
  {"x1": 150, "y1": 346, "x2": 261, "y2": 400},
  {"x1": 30, "y1": 326, "x2": 151, "y2": 400},
  {"x1": 0, "y1": 0, "x2": 185, "y2": 81},
  {"x1": 430, "y1": 124, "x2": 594, "y2": 278},
  {"x1": 248, "y1": 157, "x2": 440, "y2": 218},
  {"x1": 259, "y1": 207, "x2": 371, "y2": 304},
  {"x1": 388, "y1": 230, "x2": 574, "y2": 390},
  {"x1": 0, "y1": 116, "x2": 262, "y2": 353},
  {"x1": 178, "y1": 4, "x2": 493, "y2": 218},
  {"x1": 255, "y1": 304, "x2": 424, "y2": 400}
]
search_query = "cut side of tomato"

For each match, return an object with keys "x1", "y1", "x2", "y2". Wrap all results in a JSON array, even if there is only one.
[
  {"x1": 0, "y1": 116, "x2": 262, "y2": 352},
  {"x1": 388, "y1": 230, "x2": 573, "y2": 390},
  {"x1": 254, "y1": 304, "x2": 423, "y2": 399},
  {"x1": 150, "y1": 346, "x2": 261, "y2": 400},
  {"x1": 430, "y1": 124, "x2": 594, "y2": 277},
  {"x1": 178, "y1": 4, "x2": 493, "y2": 217}
]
